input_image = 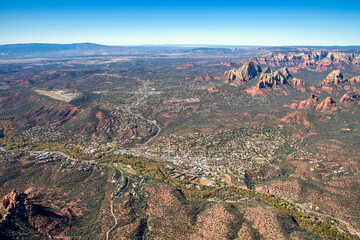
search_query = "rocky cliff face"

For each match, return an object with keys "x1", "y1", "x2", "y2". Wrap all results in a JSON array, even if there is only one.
[
  {"x1": 291, "y1": 78, "x2": 306, "y2": 86},
  {"x1": 257, "y1": 67, "x2": 292, "y2": 88},
  {"x1": 320, "y1": 70, "x2": 347, "y2": 86},
  {"x1": 237, "y1": 51, "x2": 360, "y2": 71},
  {"x1": 224, "y1": 63, "x2": 305, "y2": 91},
  {"x1": 0, "y1": 189, "x2": 71, "y2": 239},
  {"x1": 0, "y1": 190, "x2": 22, "y2": 221},
  {"x1": 340, "y1": 91, "x2": 360, "y2": 104},
  {"x1": 224, "y1": 62, "x2": 262, "y2": 86}
]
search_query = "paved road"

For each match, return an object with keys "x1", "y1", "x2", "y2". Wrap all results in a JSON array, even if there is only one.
[
  {"x1": 29, "y1": 150, "x2": 130, "y2": 239},
  {"x1": 122, "y1": 78, "x2": 162, "y2": 151},
  {"x1": 292, "y1": 202, "x2": 360, "y2": 238}
]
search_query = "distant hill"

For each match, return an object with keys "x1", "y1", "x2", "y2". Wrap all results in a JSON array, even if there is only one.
[
  {"x1": 1, "y1": 43, "x2": 360, "y2": 59},
  {"x1": 0, "y1": 43, "x2": 185, "y2": 59}
]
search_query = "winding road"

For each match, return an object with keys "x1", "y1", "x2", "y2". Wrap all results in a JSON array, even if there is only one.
[
  {"x1": 106, "y1": 78, "x2": 160, "y2": 240},
  {"x1": 294, "y1": 202, "x2": 360, "y2": 238},
  {"x1": 106, "y1": 168, "x2": 128, "y2": 240},
  {"x1": 123, "y1": 78, "x2": 162, "y2": 151}
]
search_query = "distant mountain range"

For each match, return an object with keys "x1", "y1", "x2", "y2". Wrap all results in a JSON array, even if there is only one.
[
  {"x1": 0, "y1": 43, "x2": 187, "y2": 59},
  {"x1": 0, "y1": 43, "x2": 360, "y2": 59}
]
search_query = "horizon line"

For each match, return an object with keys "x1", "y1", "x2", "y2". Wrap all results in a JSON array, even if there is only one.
[{"x1": 1, "y1": 42, "x2": 360, "y2": 48}]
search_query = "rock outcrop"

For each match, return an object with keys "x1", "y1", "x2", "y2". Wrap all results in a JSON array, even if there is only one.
[
  {"x1": 223, "y1": 62, "x2": 306, "y2": 91},
  {"x1": 320, "y1": 70, "x2": 347, "y2": 86},
  {"x1": 340, "y1": 91, "x2": 360, "y2": 104},
  {"x1": 288, "y1": 91, "x2": 359, "y2": 111},
  {"x1": 294, "y1": 94, "x2": 320, "y2": 109},
  {"x1": 195, "y1": 74, "x2": 212, "y2": 81},
  {"x1": 349, "y1": 75, "x2": 360, "y2": 84},
  {"x1": 208, "y1": 86, "x2": 220, "y2": 93},
  {"x1": 1, "y1": 190, "x2": 21, "y2": 221},
  {"x1": 220, "y1": 61, "x2": 233, "y2": 67},
  {"x1": 291, "y1": 78, "x2": 306, "y2": 86},
  {"x1": 316, "y1": 97, "x2": 336, "y2": 111},
  {"x1": 257, "y1": 67, "x2": 292, "y2": 88},
  {"x1": 224, "y1": 62, "x2": 261, "y2": 86},
  {"x1": 237, "y1": 51, "x2": 360, "y2": 71}
]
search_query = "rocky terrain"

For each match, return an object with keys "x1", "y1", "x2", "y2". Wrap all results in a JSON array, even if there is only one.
[
  {"x1": 237, "y1": 51, "x2": 360, "y2": 71},
  {"x1": 224, "y1": 62, "x2": 262, "y2": 86},
  {"x1": 0, "y1": 150, "x2": 322, "y2": 240}
]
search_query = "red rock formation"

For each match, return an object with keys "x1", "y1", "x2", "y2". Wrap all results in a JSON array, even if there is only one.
[
  {"x1": 324, "y1": 96, "x2": 335, "y2": 105},
  {"x1": 316, "y1": 97, "x2": 336, "y2": 111},
  {"x1": 349, "y1": 75, "x2": 360, "y2": 84},
  {"x1": 91, "y1": 110, "x2": 114, "y2": 142},
  {"x1": 291, "y1": 78, "x2": 306, "y2": 86},
  {"x1": 185, "y1": 76, "x2": 192, "y2": 80},
  {"x1": 3, "y1": 197, "x2": 11, "y2": 209},
  {"x1": 340, "y1": 91, "x2": 360, "y2": 103},
  {"x1": 29, "y1": 103, "x2": 82, "y2": 128},
  {"x1": 208, "y1": 86, "x2": 220, "y2": 93},
  {"x1": 1, "y1": 190, "x2": 19, "y2": 221},
  {"x1": 340, "y1": 94, "x2": 352, "y2": 103},
  {"x1": 95, "y1": 110, "x2": 110, "y2": 123},
  {"x1": 195, "y1": 74, "x2": 212, "y2": 81},
  {"x1": 224, "y1": 62, "x2": 261, "y2": 87},
  {"x1": 237, "y1": 51, "x2": 360, "y2": 71},
  {"x1": 320, "y1": 70, "x2": 347, "y2": 86},
  {"x1": 182, "y1": 63, "x2": 195, "y2": 67},
  {"x1": 296, "y1": 94, "x2": 319, "y2": 109},
  {"x1": 220, "y1": 61, "x2": 232, "y2": 67},
  {"x1": 257, "y1": 67, "x2": 291, "y2": 88},
  {"x1": 204, "y1": 74, "x2": 212, "y2": 81}
]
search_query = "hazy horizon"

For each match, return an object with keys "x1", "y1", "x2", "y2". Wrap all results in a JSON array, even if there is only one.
[
  {"x1": 2, "y1": 42, "x2": 360, "y2": 48},
  {"x1": 1, "y1": 0, "x2": 360, "y2": 46}
]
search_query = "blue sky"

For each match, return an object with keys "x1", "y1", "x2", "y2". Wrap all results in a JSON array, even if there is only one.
[{"x1": 1, "y1": 0, "x2": 360, "y2": 45}]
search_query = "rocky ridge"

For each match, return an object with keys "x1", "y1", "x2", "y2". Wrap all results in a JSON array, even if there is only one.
[
  {"x1": 224, "y1": 62, "x2": 305, "y2": 90},
  {"x1": 224, "y1": 62, "x2": 262, "y2": 86},
  {"x1": 340, "y1": 91, "x2": 360, "y2": 104},
  {"x1": 237, "y1": 51, "x2": 360, "y2": 71}
]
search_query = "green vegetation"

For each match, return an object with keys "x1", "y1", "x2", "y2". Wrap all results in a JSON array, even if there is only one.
[{"x1": 99, "y1": 154, "x2": 356, "y2": 240}]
